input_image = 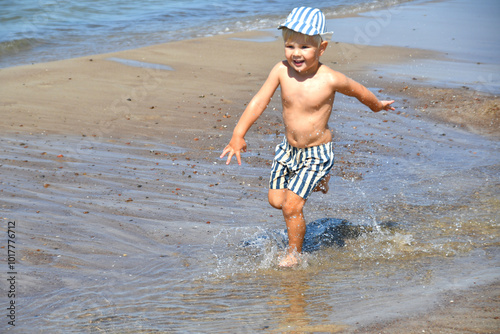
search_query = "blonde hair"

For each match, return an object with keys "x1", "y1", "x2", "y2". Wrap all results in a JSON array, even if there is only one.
[{"x1": 281, "y1": 27, "x2": 323, "y2": 47}]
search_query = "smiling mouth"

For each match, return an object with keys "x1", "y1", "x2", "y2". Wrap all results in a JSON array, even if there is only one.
[{"x1": 293, "y1": 60, "x2": 305, "y2": 66}]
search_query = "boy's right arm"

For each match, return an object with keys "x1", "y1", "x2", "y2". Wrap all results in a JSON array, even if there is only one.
[{"x1": 220, "y1": 63, "x2": 281, "y2": 165}]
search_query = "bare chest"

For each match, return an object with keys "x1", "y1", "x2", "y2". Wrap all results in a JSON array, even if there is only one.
[{"x1": 281, "y1": 79, "x2": 335, "y2": 111}]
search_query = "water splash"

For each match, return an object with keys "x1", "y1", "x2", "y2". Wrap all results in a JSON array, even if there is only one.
[{"x1": 208, "y1": 218, "x2": 405, "y2": 277}]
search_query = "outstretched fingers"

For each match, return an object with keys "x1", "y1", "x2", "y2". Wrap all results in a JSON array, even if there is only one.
[
  {"x1": 220, "y1": 146, "x2": 242, "y2": 165},
  {"x1": 233, "y1": 151, "x2": 241, "y2": 165},
  {"x1": 382, "y1": 100, "x2": 395, "y2": 111}
]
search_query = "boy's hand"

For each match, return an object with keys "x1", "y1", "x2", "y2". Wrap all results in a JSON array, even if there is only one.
[
  {"x1": 220, "y1": 136, "x2": 247, "y2": 165},
  {"x1": 374, "y1": 100, "x2": 395, "y2": 112}
]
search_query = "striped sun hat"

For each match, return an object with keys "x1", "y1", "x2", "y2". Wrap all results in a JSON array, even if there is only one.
[{"x1": 278, "y1": 7, "x2": 330, "y2": 36}]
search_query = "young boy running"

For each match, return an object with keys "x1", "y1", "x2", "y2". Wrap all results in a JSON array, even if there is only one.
[{"x1": 220, "y1": 7, "x2": 395, "y2": 267}]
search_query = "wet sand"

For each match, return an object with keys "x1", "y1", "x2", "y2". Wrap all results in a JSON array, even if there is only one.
[
  {"x1": 355, "y1": 280, "x2": 500, "y2": 333},
  {"x1": 1, "y1": 0, "x2": 499, "y2": 332}
]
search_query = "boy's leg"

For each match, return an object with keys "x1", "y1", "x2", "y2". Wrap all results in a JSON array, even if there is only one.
[
  {"x1": 313, "y1": 174, "x2": 330, "y2": 194},
  {"x1": 268, "y1": 188, "x2": 307, "y2": 267},
  {"x1": 280, "y1": 189, "x2": 307, "y2": 267}
]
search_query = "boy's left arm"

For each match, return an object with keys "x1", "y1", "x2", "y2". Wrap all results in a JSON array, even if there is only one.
[{"x1": 335, "y1": 74, "x2": 395, "y2": 112}]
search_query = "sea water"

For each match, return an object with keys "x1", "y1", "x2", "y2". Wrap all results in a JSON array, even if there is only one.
[{"x1": 1, "y1": 0, "x2": 415, "y2": 68}]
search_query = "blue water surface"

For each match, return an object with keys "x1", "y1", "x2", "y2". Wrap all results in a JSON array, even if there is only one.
[{"x1": 0, "y1": 0, "x2": 412, "y2": 68}]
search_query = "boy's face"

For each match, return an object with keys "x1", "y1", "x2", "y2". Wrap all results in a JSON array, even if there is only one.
[{"x1": 284, "y1": 33, "x2": 328, "y2": 74}]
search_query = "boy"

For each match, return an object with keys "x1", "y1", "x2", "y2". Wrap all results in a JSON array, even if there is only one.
[{"x1": 220, "y1": 7, "x2": 395, "y2": 267}]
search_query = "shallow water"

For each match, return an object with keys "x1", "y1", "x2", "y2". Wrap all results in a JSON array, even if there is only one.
[
  {"x1": 329, "y1": 0, "x2": 500, "y2": 95},
  {"x1": 1, "y1": 89, "x2": 499, "y2": 332}
]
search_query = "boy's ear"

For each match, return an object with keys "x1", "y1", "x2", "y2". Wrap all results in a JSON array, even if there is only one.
[{"x1": 319, "y1": 40, "x2": 328, "y2": 55}]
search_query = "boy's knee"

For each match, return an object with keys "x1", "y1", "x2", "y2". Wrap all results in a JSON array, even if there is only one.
[
  {"x1": 282, "y1": 204, "x2": 301, "y2": 218},
  {"x1": 268, "y1": 189, "x2": 285, "y2": 209},
  {"x1": 269, "y1": 198, "x2": 282, "y2": 209},
  {"x1": 282, "y1": 195, "x2": 305, "y2": 218}
]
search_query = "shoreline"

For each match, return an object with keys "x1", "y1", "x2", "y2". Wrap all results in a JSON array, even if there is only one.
[
  {"x1": 1, "y1": 31, "x2": 497, "y2": 140},
  {"x1": 1, "y1": 4, "x2": 499, "y2": 332}
]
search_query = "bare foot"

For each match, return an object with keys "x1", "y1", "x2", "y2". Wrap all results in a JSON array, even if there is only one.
[
  {"x1": 314, "y1": 174, "x2": 330, "y2": 194},
  {"x1": 278, "y1": 253, "x2": 299, "y2": 267}
]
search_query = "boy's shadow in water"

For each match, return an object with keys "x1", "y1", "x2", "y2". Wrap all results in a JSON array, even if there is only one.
[
  {"x1": 302, "y1": 218, "x2": 360, "y2": 252},
  {"x1": 242, "y1": 218, "x2": 398, "y2": 252}
]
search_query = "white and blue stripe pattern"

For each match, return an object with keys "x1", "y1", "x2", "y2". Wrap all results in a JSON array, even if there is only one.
[
  {"x1": 269, "y1": 137, "x2": 334, "y2": 199},
  {"x1": 278, "y1": 7, "x2": 327, "y2": 36}
]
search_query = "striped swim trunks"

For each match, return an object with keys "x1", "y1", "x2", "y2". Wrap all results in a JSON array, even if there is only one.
[{"x1": 269, "y1": 137, "x2": 334, "y2": 199}]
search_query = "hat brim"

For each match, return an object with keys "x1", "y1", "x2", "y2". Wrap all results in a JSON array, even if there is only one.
[{"x1": 278, "y1": 21, "x2": 333, "y2": 36}]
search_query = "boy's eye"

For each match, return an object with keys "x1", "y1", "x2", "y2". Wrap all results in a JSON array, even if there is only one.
[{"x1": 285, "y1": 45, "x2": 311, "y2": 50}]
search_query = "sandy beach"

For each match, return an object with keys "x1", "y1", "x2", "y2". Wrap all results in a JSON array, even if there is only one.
[{"x1": 1, "y1": 0, "x2": 499, "y2": 332}]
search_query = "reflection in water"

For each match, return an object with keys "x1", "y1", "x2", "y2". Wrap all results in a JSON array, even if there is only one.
[
  {"x1": 275, "y1": 271, "x2": 311, "y2": 330},
  {"x1": 271, "y1": 270, "x2": 347, "y2": 333}
]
